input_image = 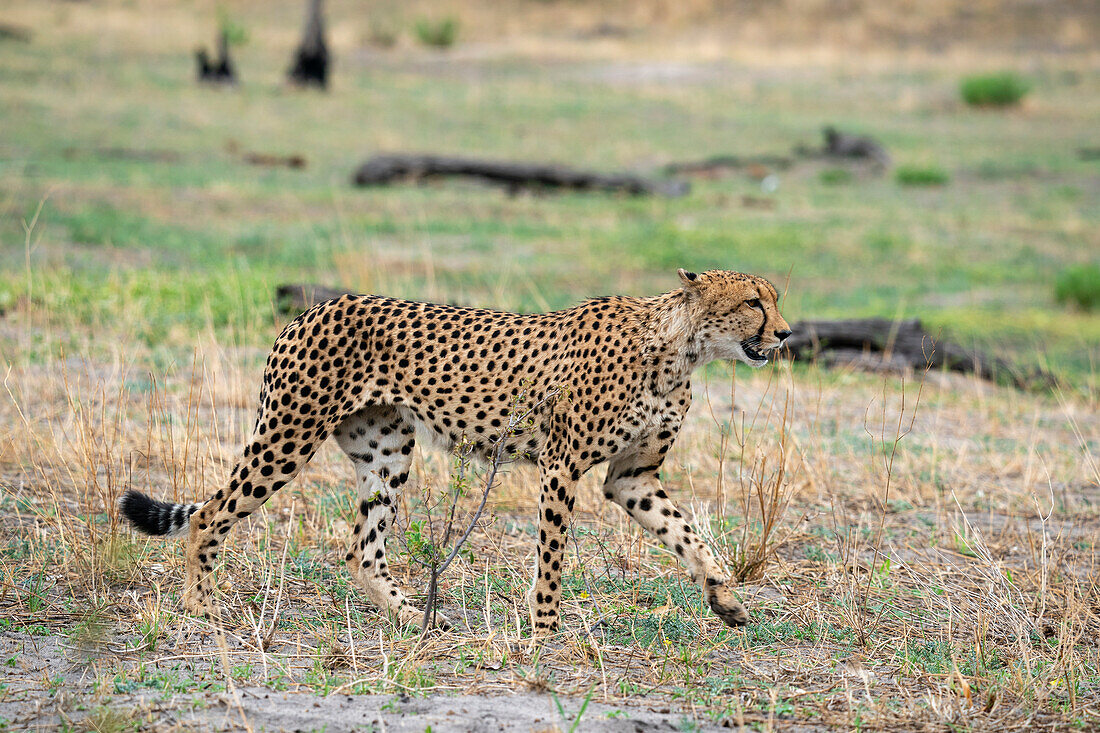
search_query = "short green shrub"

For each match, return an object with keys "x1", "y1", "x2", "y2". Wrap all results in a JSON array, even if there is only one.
[
  {"x1": 415, "y1": 17, "x2": 458, "y2": 48},
  {"x1": 1055, "y1": 263, "x2": 1100, "y2": 311},
  {"x1": 960, "y1": 72, "x2": 1030, "y2": 107},
  {"x1": 896, "y1": 165, "x2": 949, "y2": 186},
  {"x1": 818, "y1": 167, "x2": 853, "y2": 186}
]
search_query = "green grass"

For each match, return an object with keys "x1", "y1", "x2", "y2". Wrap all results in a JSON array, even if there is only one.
[
  {"x1": 895, "y1": 164, "x2": 950, "y2": 186},
  {"x1": 1055, "y1": 263, "x2": 1100, "y2": 311},
  {"x1": 818, "y1": 167, "x2": 854, "y2": 185},
  {"x1": 0, "y1": 6, "x2": 1096, "y2": 393},
  {"x1": 414, "y1": 17, "x2": 459, "y2": 48},
  {"x1": 961, "y1": 72, "x2": 1031, "y2": 108}
]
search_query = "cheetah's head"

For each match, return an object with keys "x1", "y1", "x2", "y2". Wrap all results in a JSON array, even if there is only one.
[{"x1": 678, "y1": 269, "x2": 792, "y2": 368}]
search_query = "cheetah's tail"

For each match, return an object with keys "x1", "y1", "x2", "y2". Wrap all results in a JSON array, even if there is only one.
[{"x1": 118, "y1": 490, "x2": 205, "y2": 538}]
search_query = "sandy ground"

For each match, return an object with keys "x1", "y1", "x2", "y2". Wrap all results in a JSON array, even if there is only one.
[
  {"x1": 176, "y1": 689, "x2": 691, "y2": 732},
  {"x1": 0, "y1": 632, "x2": 743, "y2": 732}
]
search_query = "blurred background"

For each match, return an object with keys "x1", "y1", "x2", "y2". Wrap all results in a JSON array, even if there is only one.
[{"x1": 1, "y1": 0, "x2": 1097, "y2": 382}]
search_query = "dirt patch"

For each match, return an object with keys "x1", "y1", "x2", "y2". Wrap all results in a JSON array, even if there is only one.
[
  {"x1": 0, "y1": 631, "x2": 717, "y2": 731},
  {"x1": 174, "y1": 689, "x2": 694, "y2": 732}
]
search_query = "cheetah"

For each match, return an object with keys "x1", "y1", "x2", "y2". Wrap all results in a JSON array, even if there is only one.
[{"x1": 120, "y1": 269, "x2": 791, "y2": 633}]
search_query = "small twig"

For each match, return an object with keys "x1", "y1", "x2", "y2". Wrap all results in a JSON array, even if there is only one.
[{"x1": 418, "y1": 387, "x2": 563, "y2": 634}]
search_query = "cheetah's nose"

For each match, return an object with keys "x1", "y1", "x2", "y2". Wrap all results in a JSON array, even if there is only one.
[{"x1": 776, "y1": 329, "x2": 792, "y2": 342}]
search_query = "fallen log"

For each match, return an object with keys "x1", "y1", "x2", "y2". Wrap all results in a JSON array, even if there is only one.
[
  {"x1": 276, "y1": 283, "x2": 353, "y2": 314},
  {"x1": 821, "y1": 126, "x2": 891, "y2": 168},
  {"x1": 662, "y1": 126, "x2": 889, "y2": 183},
  {"x1": 351, "y1": 154, "x2": 690, "y2": 197},
  {"x1": 784, "y1": 318, "x2": 1057, "y2": 390},
  {"x1": 272, "y1": 288, "x2": 1057, "y2": 390}
]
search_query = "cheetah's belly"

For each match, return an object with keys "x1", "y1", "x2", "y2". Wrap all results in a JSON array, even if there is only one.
[{"x1": 394, "y1": 405, "x2": 548, "y2": 464}]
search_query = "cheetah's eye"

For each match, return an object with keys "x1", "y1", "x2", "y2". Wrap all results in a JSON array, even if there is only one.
[{"x1": 745, "y1": 298, "x2": 762, "y2": 309}]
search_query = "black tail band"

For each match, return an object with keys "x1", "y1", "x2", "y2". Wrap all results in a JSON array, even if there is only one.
[{"x1": 119, "y1": 490, "x2": 201, "y2": 537}]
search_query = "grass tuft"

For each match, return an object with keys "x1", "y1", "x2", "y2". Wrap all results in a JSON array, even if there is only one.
[
  {"x1": 76, "y1": 705, "x2": 142, "y2": 733},
  {"x1": 1054, "y1": 263, "x2": 1100, "y2": 311},
  {"x1": 895, "y1": 164, "x2": 950, "y2": 186},
  {"x1": 961, "y1": 72, "x2": 1031, "y2": 107},
  {"x1": 414, "y1": 17, "x2": 459, "y2": 48}
]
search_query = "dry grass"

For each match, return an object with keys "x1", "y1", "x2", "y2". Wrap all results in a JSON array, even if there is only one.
[{"x1": 1, "y1": 289, "x2": 1097, "y2": 730}]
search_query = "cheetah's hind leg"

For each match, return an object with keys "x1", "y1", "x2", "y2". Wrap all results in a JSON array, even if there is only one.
[
  {"x1": 334, "y1": 405, "x2": 452, "y2": 630},
  {"x1": 176, "y1": 398, "x2": 322, "y2": 620}
]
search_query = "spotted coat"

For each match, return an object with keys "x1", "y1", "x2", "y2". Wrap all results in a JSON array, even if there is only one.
[{"x1": 119, "y1": 269, "x2": 791, "y2": 633}]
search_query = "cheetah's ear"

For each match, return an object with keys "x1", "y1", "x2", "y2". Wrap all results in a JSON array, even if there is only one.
[{"x1": 677, "y1": 268, "x2": 702, "y2": 296}]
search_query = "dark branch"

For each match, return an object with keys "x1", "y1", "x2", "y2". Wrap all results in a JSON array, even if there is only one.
[
  {"x1": 352, "y1": 154, "x2": 690, "y2": 197},
  {"x1": 288, "y1": 0, "x2": 329, "y2": 88},
  {"x1": 196, "y1": 29, "x2": 237, "y2": 84}
]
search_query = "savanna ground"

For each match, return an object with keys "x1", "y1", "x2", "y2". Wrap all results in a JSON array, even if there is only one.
[{"x1": 1, "y1": 1, "x2": 1098, "y2": 730}]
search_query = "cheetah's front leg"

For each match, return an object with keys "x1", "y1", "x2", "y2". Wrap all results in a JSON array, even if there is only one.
[
  {"x1": 528, "y1": 453, "x2": 579, "y2": 634},
  {"x1": 603, "y1": 457, "x2": 749, "y2": 628}
]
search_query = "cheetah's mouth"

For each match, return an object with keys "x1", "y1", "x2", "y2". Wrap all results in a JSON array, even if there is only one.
[{"x1": 739, "y1": 336, "x2": 769, "y2": 366}]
